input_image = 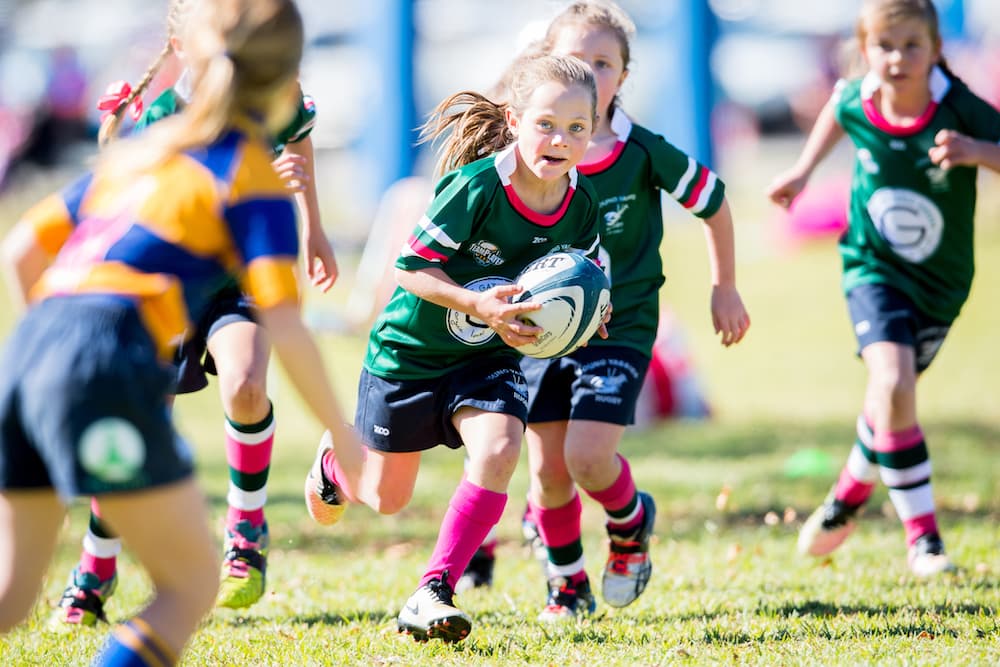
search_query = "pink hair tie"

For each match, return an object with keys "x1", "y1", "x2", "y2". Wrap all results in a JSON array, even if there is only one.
[{"x1": 97, "y1": 80, "x2": 144, "y2": 121}]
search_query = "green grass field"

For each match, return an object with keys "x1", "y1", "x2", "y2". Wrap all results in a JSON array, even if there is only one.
[{"x1": 0, "y1": 156, "x2": 998, "y2": 665}]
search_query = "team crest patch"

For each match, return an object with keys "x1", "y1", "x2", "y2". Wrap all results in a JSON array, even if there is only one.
[
  {"x1": 79, "y1": 418, "x2": 147, "y2": 483},
  {"x1": 446, "y1": 276, "x2": 513, "y2": 345},
  {"x1": 468, "y1": 240, "x2": 505, "y2": 267}
]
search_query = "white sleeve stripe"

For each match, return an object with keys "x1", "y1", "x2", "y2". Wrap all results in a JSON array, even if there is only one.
[
  {"x1": 575, "y1": 234, "x2": 601, "y2": 256},
  {"x1": 399, "y1": 241, "x2": 444, "y2": 262},
  {"x1": 668, "y1": 157, "x2": 697, "y2": 200},
  {"x1": 689, "y1": 172, "x2": 719, "y2": 215},
  {"x1": 417, "y1": 215, "x2": 460, "y2": 249}
]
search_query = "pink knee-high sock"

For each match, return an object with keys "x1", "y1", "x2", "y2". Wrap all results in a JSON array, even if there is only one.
[
  {"x1": 873, "y1": 425, "x2": 938, "y2": 546},
  {"x1": 833, "y1": 415, "x2": 879, "y2": 507},
  {"x1": 224, "y1": 410, "x2": 275, "y2": 529},
  {"x1": 420, "y1": 479, "x2": 507, "y2": 590},
  {"x1": 585, "y1": 454, "x2": 643, "y2": 534},
  {"x1": 531, "y1": 493, "x2": 583, "y2": 549},
  {"x1": 80, "y1": 498, "x2": 118, "y2": 582}
]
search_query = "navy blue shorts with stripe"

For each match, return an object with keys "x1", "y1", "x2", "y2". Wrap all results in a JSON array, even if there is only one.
[
  {"x1": 354, "y1": 354, "x2": 528, "y2": 453},
  {"x1": 846, "y1": 282, "x2": 952, "y2": 374},
  {"x1": 173, "y1": 284, "x2": 256, "y2": 394},
  {"x1": 521, "y1": 345, "x2": 650, "y2": 426},
  {"x1": 0, "y1": 296, "x2": 194, "y2": 501}
]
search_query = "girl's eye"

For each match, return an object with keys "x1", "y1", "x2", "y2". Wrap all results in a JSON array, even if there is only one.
[
  {"x1": 538, "y1": 120, "x2": 552, "y2": 130},
  {"x1": 570, "y1": 123, "x2": 585, "y2": 133}
]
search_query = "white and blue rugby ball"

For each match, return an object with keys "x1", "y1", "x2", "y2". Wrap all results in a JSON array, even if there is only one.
[{"x1": 511, "y1": 252, "x2": 611, "y2": 359}]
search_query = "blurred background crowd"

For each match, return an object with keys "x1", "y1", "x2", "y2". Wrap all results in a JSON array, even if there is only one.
[
  {"x1": 0, "y1": 0, "x2": 998, "y2": 424},
  {"x1": 2, "y1": 0, "x2": 998, "y2": 214},
  {"x1": 1, "y1": 0, "x2": 998, "y2": 276}
]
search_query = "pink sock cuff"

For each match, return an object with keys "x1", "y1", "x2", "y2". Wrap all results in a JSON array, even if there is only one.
[
  {"x1": 834, "y1": 472, "x2": 874, "y2": 506},
  {"x1": 585, "y1": 454, "x2": 636, "y2": 511},
  {"x1": 80, "y1": 553, "x2": 117, "y2": 582},
  {"x1": 904, "y1": 513, "x2": 939, "y2": 546},
  {"x1": 224, "y1": 435, "x2": 274, "y2": 474},
  {"x1": 873, "y1": 425, "x2": 924, "y2": 452},
  {"x1": 451, "y1": 479, "x2": 507, "y2": 525},
  {"x1": 531, "y1": 493, "x2": 583, "y2": 549}
]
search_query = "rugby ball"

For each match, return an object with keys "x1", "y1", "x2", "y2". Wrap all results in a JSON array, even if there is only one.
[{"x1": 511, "y1": 252, "x2": 611, "y2": 359}]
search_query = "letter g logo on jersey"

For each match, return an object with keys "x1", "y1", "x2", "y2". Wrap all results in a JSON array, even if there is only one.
[{"x1": 866, "y1": 187, "x2": 943, "y2": 263}]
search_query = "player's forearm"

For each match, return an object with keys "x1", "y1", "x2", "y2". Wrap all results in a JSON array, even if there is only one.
[
  {"x1": 1, "y1": 223, "x2": 49, "y2": 311},
  {"x1": 257, "y1": 303, "x2": 363, "y2": 479},
  {"x1": 286, "y1": 137, "x2": 324, "y2": 237},
  {"x1": 974, "y1": 140, "x2": 1000, "y2": 173},
  {"x1": 395, "y1": 266, "x2": 480, "y2": 314},
  {"x1": 702, "y1": 199, "x2": 738, "y2": 288},
  {"x1": 793, "y1": 99, "x2": 845, "y2": 179}
]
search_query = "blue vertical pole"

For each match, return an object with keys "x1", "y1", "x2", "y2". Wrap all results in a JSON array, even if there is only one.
[
  {"x1": 934, "y1": 0, "x2": 965, "y2": 41},
  {"x1": 358, "y1": 0, "x2": 416, "y2": 205},
  {"x1": 647, "y1": 0, "x2": 717, "y2": 168}
]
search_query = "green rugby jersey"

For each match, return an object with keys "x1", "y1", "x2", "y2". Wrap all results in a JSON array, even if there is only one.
[
  {"x1": 365, "y1": 145, "x2": 602, "y2": 379},
  {"x1": 136, "y1": 75, "x2": 317, "y2": 154},
  {"x1": 834, "y1": 67, "x2": 1000, "y2": 322},
  {"x1": 578, "y1": 108, "x2": 725, "y2": 354}
]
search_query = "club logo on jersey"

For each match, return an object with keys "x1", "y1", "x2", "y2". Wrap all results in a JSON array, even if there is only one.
[
  {"x1": 866, "y1": 187, "x2": 943, "y2": 263},
  {"x1": 603, "y1": 203, "x2": 629, "y2": 235},
  {"x1": 857, "y1": 148, "x2": 880, "y2": 174},
  {"x1": 446, "y1": 276, "x2": 513, "y2": 345},
  {"x1": 925, "y1": 166, "x2": 950, "y2": 193},
  {"x1": 79, "y1": 417, "x2": 146, "y2": 484},
  {"x1": 468, "y1": 240, "x2": 505, "y2": 267}
]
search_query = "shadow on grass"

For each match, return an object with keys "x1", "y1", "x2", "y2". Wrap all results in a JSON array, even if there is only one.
[
  {"x1": 764, "y1": 600, "x2": 996, "y2": 618},
  {"x1": 628, "y1": 419, "x2": 1000, "y2": 461},
  {"x1": 221, "y1": 609, "x2": 394, "y2": 628}
]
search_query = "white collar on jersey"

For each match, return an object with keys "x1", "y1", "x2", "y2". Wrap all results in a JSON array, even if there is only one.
[
  {"x1": 860, "y1": 65, "x2": 950, "y2": 103},
  {"x1": 175, "y1": 68, "x2": 194, "y2": 104},
  {"x1": 608, "y1": 106, "x2": 633, "y2": 142},
  {"x1": 493, "y1": 143, "x2": 580, "y2": 189}
]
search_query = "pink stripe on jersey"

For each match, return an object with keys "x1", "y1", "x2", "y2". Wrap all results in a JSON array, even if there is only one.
[
  {"x1": 406, "y1": 236, "x2": 449, "y2": 263},
  {"x1": 578, "y1": 141, "x2": 626, "y2": 176},
  {"x1": 872, "y1": 426, "x2": 924, "y2": 453},
  {"x1": 862, "y1": 98, "x2": 940, "y2": 137},
  {"x1": 682, "y1": 167, "x2": 710, "y2": 210},
  {"x1": 503, "y1": 183, "x2": 574, "y2": 227}
]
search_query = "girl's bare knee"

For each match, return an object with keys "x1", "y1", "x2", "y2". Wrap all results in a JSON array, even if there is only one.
[
  {"x1": 222, "y1": 374, "x2": 269, "y2": 422},
  {"x1": 370, "y1": 490, "x2": 411, "y2": 515}
]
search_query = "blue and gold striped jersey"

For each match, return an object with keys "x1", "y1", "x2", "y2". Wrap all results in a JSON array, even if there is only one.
[{"x1": 20, "y1": 121, "x2": 299, "y2": 358}]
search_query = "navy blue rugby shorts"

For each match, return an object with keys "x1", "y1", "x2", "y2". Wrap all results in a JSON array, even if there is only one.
[
  {"x1": 521, "y1": 344, "x2": 650, "y2": 426},
  {"x1": 354, "y1": 354, "x2": 528, "y2": 453},
  {"x1": 846, "y1": 282, "x2": 952, "y2": 374},
  {"x1": 0, "y1": 296, "x2": 195, "y2": 501},
  {"x1": 173, "y1": 285, "x2": 256, "y2": 394}
]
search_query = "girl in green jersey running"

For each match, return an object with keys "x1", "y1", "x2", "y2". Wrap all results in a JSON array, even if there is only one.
[
  {"x1": 502, "y1": 1, "x2": 749, "y2": 620},
  {"x1": 769, "y1": 0, "x2": 1000, "y2": 577}
]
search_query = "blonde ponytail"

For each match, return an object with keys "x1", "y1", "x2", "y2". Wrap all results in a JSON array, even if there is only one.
[
  {"x1": 420, "y1": 92, "x2": 512, "y2": 177},
  {"x1": 99, "y1": 0, "x2": 303, "y2": 175}
]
